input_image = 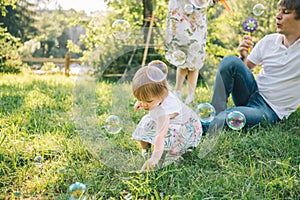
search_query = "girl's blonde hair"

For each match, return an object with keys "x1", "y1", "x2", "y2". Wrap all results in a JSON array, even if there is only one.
[{"x1": 132, "y1": 66, "x2": 168, "y2": 101}]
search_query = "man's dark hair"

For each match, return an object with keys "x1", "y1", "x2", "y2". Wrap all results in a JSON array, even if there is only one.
[{"x1": 278, "y1": 0, "x2": 300, "y2": 19}]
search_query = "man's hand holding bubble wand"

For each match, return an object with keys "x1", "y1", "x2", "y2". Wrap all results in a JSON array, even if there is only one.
[
  {"x1": 242, "y1": 17, "x2": 258, "y2": 54},
  {"x1": 240, "y1": 4, "x2": 265, "y2": 58}
]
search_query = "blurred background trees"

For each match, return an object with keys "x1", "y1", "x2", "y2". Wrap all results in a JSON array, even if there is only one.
[{"x1": 0, "y1": 0, "x2": 278, "y2": 75}]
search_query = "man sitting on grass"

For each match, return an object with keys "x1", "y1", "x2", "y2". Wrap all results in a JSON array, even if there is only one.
[{"x1": 209, "y1": 0, "x2": 300, "y2": 128}]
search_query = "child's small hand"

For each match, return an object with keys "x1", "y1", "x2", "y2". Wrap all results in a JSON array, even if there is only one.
[
  {"x1": 134, "y1": 101, "x2": 142, "y2": 111},
  {"x1": 140, "y1": 157, "x2": 159, "y2": 171}
]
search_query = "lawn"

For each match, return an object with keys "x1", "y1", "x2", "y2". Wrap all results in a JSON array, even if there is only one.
[{"x1": 0, "y1": 73, "x2": 299, "y2": 199}]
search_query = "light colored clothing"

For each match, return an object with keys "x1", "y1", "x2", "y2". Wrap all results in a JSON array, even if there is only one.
[
  {"x1": 248, "y1": 33, "x2": 300, "y2": 119},
  {"x1": 132, "y1": 92, "x2": 202, "y2": 157},
  {"x1": 166, "y1": 0, "x2": 207, "y2": 70}
]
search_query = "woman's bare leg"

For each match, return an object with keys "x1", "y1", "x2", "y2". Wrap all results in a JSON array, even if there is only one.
[
  {"x1": 185, "y1": 69, "x2": 199, "y2": 104},
  {"x1": 174, "y1": 68, "x2": 188, "y2": 99}
]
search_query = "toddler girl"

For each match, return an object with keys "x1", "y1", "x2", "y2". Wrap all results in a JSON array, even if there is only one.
[{"x1": 132, "y1": 65, "x2": 202, "y2": 171}]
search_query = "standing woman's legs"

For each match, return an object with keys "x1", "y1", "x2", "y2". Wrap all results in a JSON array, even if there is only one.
[
  {"x1": 174, "y1": 68, "x2": 188, "y2": 99},
  {"x1": 185, "y1": 69, "x2": 199, "y2": 104}
]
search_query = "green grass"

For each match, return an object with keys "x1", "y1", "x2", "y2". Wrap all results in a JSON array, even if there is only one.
[{"x1": 0, "y1": 73, "x2": 299, "y2": 199}]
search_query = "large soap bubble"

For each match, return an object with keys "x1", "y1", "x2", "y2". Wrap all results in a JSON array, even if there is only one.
[
  {"x1": 68, "y1": 182, "x2": 87, "y2": 200},
  {"x1": 196, "y1": 103, "x2": 216, "y2": 123},
  {"x1": 166, "y1": 49, "x2": 186, "y2": 66},
  {"x1": 104, "y1": 115, "x2": 122, "y2": 134},
  {"x1": 147, "y1": 60, "x2": 168, "y2": 82},
  {"x1": 253, "y1": 3, "x2": 265, "y2": 16},
  {"x1": 73, "y1": 8, "x2": 227, "y2": 172},
  {"x1": 226, "y1": 111, "x2": 246, "y2": 130},
  {"x1": 112, "y1": 19, "x2": 131, "y2": 41}
]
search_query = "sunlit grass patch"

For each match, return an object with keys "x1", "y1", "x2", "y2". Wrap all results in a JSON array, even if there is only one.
[{"x1": 0, "y1": 73, "x2": 299, "y2": 199}]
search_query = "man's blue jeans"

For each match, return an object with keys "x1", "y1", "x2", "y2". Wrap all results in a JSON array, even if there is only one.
[{"x1": 210, "y1": 56, "x2": 280, "y2": 127}]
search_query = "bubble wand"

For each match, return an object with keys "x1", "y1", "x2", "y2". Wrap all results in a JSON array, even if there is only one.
[{"x1": 242, "y1": 17, "x2": 258, "y2": 53}]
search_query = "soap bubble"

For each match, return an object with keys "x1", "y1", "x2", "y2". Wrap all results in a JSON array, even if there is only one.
[
  {"x1": 253, "y1": 3, "x2": 265, "y2": 16},
  {"x1": 165, "y1": 50, "x2": 173, "y2": 64},
  {"x1": 68, "y1": 182, "x2": 87, "y2": 200},
  {"x1": 184, "y1": 4, "x2": 194, "y2": 15},
  {"x1": 112, "y1": 19, "x2": 131, "y2": 40},
  {"x1": 140, "y1": 115, "x2": 156, "y2": 132},
  {"x1": 226, "y1": 111, "x2": 246, "y2": 130},
  {"x1": 170, "y1": 50, "x2": 186, "y2": 66},
  {"x1": 196, "y1": 103, "x2": 216, "y2": 123},
  {"x1": 124, "y1": 193, "x2": 133, "y2": 200},
  {"x1": 33, "y1": 155, "x2": 43, "y2": 167},
  {"x1": 147, "y1": 60, "x2": 168, "y2": 82},
  {"x1": 104, "y1": 115, "x2": 122, "y2": 134}
]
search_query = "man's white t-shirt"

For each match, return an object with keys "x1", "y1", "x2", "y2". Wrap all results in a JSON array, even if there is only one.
[{"x1": 248, "y1": 33, "x2": 300, "y2": 119}]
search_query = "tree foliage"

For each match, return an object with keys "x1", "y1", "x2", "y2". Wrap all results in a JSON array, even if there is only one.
[
  {"x1": 0, "y1": 0, "x2": 17, "y2": 16},
  {"x1": 0, "y1": 27, "x2": 22, "y2": 73},
  {"x1": 0, "y1": 0, "x2": 279, "y2": 75},
  {"x1": 0, "y1": 0, "x2": 22, "y2": 73},
  {"x1": 81, "y1": 0, "x2": 278, "y2": 80},
  {"x1": 0, "y1": 0, "x2": 37, "y2": 42},
  {"x1": 31, "y1": 9, "x2": 85, "y2": 58}
]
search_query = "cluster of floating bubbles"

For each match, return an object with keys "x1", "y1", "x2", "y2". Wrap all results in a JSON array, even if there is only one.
[
  {"x1": 72, "y1": 5, "x2": 230, "y2": 171},
  {"x1": 68, "y1": 182, "x2": 87, "y2": 200},
  {"x1": 73, "y1": 59, "x2": 225, "y2": 172},
  {"x1": 104, "y1": 115, "x2": 123, "y2": 134},
  {"x1": 195, "y1": 103, "x2": 247, "y2": 131},
  {"x1": 112, "y1": 19, "x2": 131, "y2": 40},
  {"x1": 196, "y1": 103, "x2": 216, "y2": 123},
  {"x1": 253, "y1": 3, "x2": 265, "y2": 16},
  {"x1": 226, "y1": 111, "x2": 246, "y2": 131},
  {"x1": 146, "y1": 60, "x2": 168, "y2": 82}
]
